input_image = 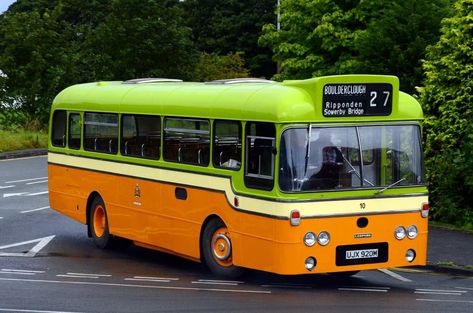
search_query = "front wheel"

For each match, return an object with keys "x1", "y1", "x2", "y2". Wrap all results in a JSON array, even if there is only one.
[
  {"x1": 201, "y1": 218, "x2": 244, "y2": 278},
  {"x1": 89, "y1": 196, "x2": 112, "y2": 249}
]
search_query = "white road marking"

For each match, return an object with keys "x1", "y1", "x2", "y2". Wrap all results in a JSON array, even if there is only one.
[
  {"x1": 57, "y1": 272, "x2": 112, "y2": 279},
  {"x1": 124, "y1": 276, "x2": 179, "y2": 283},
  {"x1": 26, "y1": 180, "x2": 48, "y2": 185},
  {"x1": 338, "y1": 288, "x2": 389, "y2": 293},
  {"x1": 196, "y1": 279, "x2": 244, "y2": 284},
  {"x1": 3, "y1": 192, "x2": 28, "y2": 198},
  {"x1": 124, "y1": 278, "x2": 171, "y2": 283},
  {"x1": 27, "y1": 191, "x2": 49, "y2": 196},
  {"x1": 0, "y1": 217, "x2": 3, "y2": 220},
  {"x1": 0, "y1": 277, "x2": 272, "y2": 294},
  {"x1": 261, "y1": 284, "x2": 312, "y2": 289},
  {"x1": 57, "y1": 275, "x2": 100, "y2": 279},
  {"x1": 5, "y1": 177, "x2": 48, "y2": 184},
  {"x1": 67, "y1": 273, "x2": 112, "y2": 277},
  {"x1": 416, "y1": 288, "x2": 467, "y2": 293},
  {"x1": 132, "y1": 276, "x2": 179, "y2": 281},
  {"x1": 0, "y1": 185, "x2": 15, "y2": 190},
  {"x1": 1, "y1": 269, "x2": 45, "y2": 274},
  {"x1": 0, "y1": 235, "x2": 55, "y2": 257},
  {"x1": 456, "y1": 286, "x2": 473, "y2": 291},
  {"x1": 349, "y1": 285, "x2": 391, "y2": 290},
  {"x1": 0, "y1": 309, "x2": 85, "y2": 313},
  {"x1": 415, "y1": 291, "x2": 464, "y2": 296},
  {"x1": 20, "y1": 207, "x2": 50, "y2": 214},
  {"x1": 378, "y1": 268, "x2": 412, "y2": 282},
  {"x1": 416, "y1": 299, "x2": 473, "y2": 304}
]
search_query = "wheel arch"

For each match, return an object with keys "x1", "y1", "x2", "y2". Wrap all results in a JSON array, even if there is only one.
[
  {"x1": 199, "y1": 214, "x2": 225, "y2": 261},
  {"x1": 86, "y1": 191, "x2": 101, "y2": 238}
]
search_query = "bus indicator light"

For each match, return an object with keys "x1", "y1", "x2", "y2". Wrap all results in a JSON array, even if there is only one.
[
  {"x1": 290, "y1": 210, "x2": 301, "y2": 226},
  {"x1": 421, "y1": 203, "x2": 429, "y2": 218}
]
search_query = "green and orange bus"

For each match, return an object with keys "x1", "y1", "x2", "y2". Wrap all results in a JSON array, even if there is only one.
[{"x1": 48, "y1": 75, "x2": 428, "y2": 277}]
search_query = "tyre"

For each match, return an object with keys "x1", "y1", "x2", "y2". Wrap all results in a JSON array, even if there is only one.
[
  {"x1": 201, "y1": 218, "x2": 244, "y2": 278},
  {"x1": 89, "y1": 195, "x2": 112, "y2": 249}
]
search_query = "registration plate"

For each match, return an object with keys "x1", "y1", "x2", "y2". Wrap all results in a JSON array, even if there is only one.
[
  {"x1": 346, "y1": 248, "x2": 379, "y2": 260},
  {"x1": 336, "y1": 243, "x2": 388, "y2": 266}
]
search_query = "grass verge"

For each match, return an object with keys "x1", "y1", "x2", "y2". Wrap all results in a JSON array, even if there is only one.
[{"x1": 0, "y1": 129, "x2": 48, "y2": 153}]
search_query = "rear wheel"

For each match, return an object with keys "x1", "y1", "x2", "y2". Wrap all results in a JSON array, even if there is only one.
[
  {"x1": 89, "y1": 196, "x2": 112, "y2": 249},
  {"x1": 201, "y1": 218, "x2": 244, "y2": 278}
]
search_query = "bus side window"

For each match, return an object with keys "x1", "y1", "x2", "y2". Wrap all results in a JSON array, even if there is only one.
[
  {"x1": 244, "y1": 122, "x2": 276, "y2": 190},
  {"x1": 51, "y1": 110, "x2": 67, "y2": 147},
  {"x1": 213, "y1": 120, "x2": 241, "y2": 170},
  {"x1": 84, "y1": 112, "x2": 118, "y2": 154},
  {"x1": 164, "y1": 118, "x2": 210, "y2": 166},
  {"x1": 121, "y1": 114, "x2": 161, "y2": 159},
  {"x1": 68, "y1": 113, "x2": 81, "y2": 150}
]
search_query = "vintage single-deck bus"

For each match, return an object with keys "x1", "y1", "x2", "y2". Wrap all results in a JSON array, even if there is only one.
[{"x1": 48, "y1": 75, "x2": 428, "y2": 277}]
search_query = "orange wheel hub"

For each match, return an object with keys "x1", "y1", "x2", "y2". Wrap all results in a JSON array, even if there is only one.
[
  {"x1": 93, "y1": 205, "x2": 106, "y2": 238},
  {"x1": 211, "y1": 227, "x2": 233, "y2": 267}
]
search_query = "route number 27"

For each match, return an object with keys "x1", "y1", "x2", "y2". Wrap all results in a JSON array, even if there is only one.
[{"x1": 370, "y1": 91, "x2": 390, "y2": 107}]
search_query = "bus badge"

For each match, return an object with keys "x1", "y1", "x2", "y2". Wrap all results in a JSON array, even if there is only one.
[
  {"x1": 354, "y1": 233, "x2": 372, "y2": 239},
  {"x1": 135, "y1": 184, "x2": 141, "y2": 198}
]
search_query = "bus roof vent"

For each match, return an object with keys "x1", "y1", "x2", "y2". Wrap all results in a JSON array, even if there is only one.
[
  {"x1": 206, "y1": 78, "x2": 276, "y2": 85},
  {"x1": 122, "y1": 78, "x2": 183, "y2": 84}
]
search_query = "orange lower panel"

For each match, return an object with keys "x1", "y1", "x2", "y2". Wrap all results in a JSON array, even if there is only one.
[{"x1": 48, "y1": 163, "x2": 428, "y2": 275}]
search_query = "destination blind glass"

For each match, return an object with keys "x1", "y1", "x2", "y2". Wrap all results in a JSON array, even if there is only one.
[{"x1": 323, "y1": 83, "x2": 393, "y2": 117}]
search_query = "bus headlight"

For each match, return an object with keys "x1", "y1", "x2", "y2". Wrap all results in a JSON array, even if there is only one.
[
  {"x1": 394, "y1": 226, "x2": 406, "y2": 240},
  {"x1": 407, "y1": 225, "x2": 418, "y2": 239},
  {"x1": 303, "y1": 232, "x2": 317, "y2": 247},
  {"x1": 317, "y1": 231, "x2": 330, "y2": 246}
]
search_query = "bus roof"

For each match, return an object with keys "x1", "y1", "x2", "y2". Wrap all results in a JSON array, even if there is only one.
[{"x1": 52, "y1": 75, "x2": 423, "y2": 123}]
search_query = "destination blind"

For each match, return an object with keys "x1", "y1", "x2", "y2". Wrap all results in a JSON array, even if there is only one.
[{"x1": 322, "y1": 83, "x2": 393, "y2": 117}]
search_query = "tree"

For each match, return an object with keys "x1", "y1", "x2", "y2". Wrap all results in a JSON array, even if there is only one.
[
  {"x1": 191, "y1": 52, "x2": 249, "y2": 81},
  {"x1": 183, "y1": 0, "x2": 276, "y2": 78},
  {"x1": 83, "y1": 0, "x2": 198, "y2": 81},
  {"x1": 0, "y1": 9, "x2": 79, "y2": 124},
  {"x1": 259, "y1": 0, "x2": 451, "y2": 93},
  {"x1": 421, "y1": 0, "x2": 473, "y2": 228}
]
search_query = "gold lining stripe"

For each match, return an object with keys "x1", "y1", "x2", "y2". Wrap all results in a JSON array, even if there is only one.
[{"x1": 48, "y1": 153, "x2": 427, "y2": 218}]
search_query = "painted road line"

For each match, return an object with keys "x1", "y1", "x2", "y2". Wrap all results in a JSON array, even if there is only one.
[
  {"x1": 349, "y1": 285, "x2": 391, "y2": 290},
  {"x1": 0, "y1": 235, "x2": 55, "y2": 257},
  {"x1": 57, "y1": 275, "x2": 100, "y2": 279},
  {"x1": 67, "y1": 273, "x2": 112, "y2": 277},
  {"x1": 0, "y1": 217, "x2": 3, "y2": 220},
  {"x1": 132, "y1": 276, "x2": 179, "y2": 281},
  {"x1": 1, "y1": 269, "x2": 45, "y2": 274},
  {"x1": 26, "y1": 180, "x2": 48, "y2": 185},
  {"x1": 124, "y1": 278, "x2": 171, "y2": 283},
  {"x1": 0, "y1": 185, "x2": 15, "y2": 190},
  {"x1": 192, "y1": 279, "x2": 243, "y2": 286},
  {"x1": 0, "y1": 309, "x2": 86, "y2": 313},
  {"x1": 416, "y1": 299, "x2": 473, "y2": 304},
  {"x1": 0, "y1": 277, "x2": 272, "y2": 294},
  {"x1": 5, "y1": 177, "x2": 48, "y2": 184},
  {"x1": 415, "y1": 289, "x2": 467, "y2": 293},
  {"x1": 27, "y1": 191, "x2": 49, "y2": 196},
  {"x1": 3, "y1": 192, "x2": 28, "y2": 198},
  {"x1": 455, "y1": 287, "x2": 473, "y2": 291},
  {"x1": 338, "y1": 288, "x2": 389, "y2": 293},
  {"x1": 261, "y1": 284, "x2": 312, "y2": 289},
  {"x1": 414, "y1": 291, "x2": 464, "y2": 296},
  {"x1": 378, "y1": 268, "x2": 412, "y2": 282},
  {"x1": 57, "y1": 273, "x2": 111, "y2": 279},
  {"x1": 20, "y1": 207, "x2": 50, "y2": 214}
]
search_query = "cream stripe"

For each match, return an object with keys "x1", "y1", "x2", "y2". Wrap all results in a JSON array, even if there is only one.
[{"x1": 48, "y1": 153, "x2": 427, "y2": 218}]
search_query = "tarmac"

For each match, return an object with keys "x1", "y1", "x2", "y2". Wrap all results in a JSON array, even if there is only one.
[{"x1": 1, "y1": 148, "x2": 472, "y2": 276}]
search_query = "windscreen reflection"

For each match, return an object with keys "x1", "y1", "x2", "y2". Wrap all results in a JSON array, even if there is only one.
[{"x1": 279, "y1": 125, "x2": 424, "y2": 192}]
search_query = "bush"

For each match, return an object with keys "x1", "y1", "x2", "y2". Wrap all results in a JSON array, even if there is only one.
[{"x1": 421, "y1": 0, "x2": 473, "y2": 228}]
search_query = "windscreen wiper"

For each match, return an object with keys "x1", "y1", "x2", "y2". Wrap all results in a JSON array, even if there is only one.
[
  {"x1": 339, "y1": 149, "x2": 374, "y2": 187},
  {"x1": 375, "y1": 177, "x2": 407, "y2": 195}
]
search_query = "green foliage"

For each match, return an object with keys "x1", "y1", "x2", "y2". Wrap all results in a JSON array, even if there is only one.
[
  {"x1": 182, "y1": 0, "x2": 276, "y2": 78},
  {"x1": 260, "y1": 0, "x2": 451, "y2": 92},
  {"x1": 421, "y1": 0, "x2": 473, "y2": 228},
  {"x1": 191, "y1": 52, "x2": 250, "y2": 82}
]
